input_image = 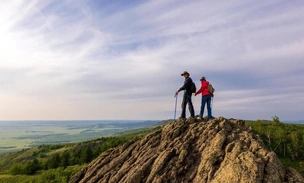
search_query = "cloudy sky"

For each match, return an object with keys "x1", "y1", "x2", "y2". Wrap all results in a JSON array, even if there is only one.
[{"x1": 0, "y1": 0, "x2": 303, "y2": 121}]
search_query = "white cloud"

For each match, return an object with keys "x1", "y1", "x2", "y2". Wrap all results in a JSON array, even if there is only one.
[{"x1": 0, "y1": 0, "x2": 303, "y2": 120}]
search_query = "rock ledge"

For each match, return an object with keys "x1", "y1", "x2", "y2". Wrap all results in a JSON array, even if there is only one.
[{"x1": 69, "y1": 117, "x2": 304, "y2": 183}]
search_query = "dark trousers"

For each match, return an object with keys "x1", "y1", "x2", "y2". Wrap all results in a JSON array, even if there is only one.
[
  {"x1": 200, "y1": 94, "x2": 212, "y2": 119},
  {"x1": 181, "y1": 92, "x2": 195, "y2": 118}
]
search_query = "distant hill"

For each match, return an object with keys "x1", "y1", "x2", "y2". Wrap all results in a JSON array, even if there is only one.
[
  {"x1": 284, "y1": 120, "x2": 304, "y2": 124},
  {"x1": 155, "y1": 119, "x2": 172, "y2": 126},
  {"x1": 70, "y1": 117, "x2": 304, "y2": 183}
]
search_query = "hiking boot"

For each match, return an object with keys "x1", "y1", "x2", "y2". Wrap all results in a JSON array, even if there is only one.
[
  {"x1": 178, "y1": 116, "x2": 186, "y2": 120},
  {"x1": 188, "y1": 116, "x2": 195, "y2": 123},
  {"x1": 208, "y1": 117, "x2": 214, "y2": 120},
  {"x1": 202, "y1": 116, "x2": 209, "y2": 122}
]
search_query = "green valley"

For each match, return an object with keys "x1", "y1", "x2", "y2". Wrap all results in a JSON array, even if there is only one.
[{"x1": 0, "y1": 118, "x2": 304, "y2": 182}]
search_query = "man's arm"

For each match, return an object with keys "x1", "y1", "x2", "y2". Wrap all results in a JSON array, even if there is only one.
[{"x1": 176, "y1": 78, "x2": 192, "y2": 95}]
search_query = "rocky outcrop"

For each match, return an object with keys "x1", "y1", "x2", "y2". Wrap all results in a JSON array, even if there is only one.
[{"x1": 69, "y1": 117, "x2": 304, "y2": 183}]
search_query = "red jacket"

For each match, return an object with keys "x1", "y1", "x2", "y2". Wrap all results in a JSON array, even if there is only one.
[{"x1": 195, "y1": 80, "x2": 213, "y2": 96}]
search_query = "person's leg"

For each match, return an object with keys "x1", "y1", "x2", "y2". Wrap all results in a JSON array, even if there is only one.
[
  {"x1": 206, "y1": 95, "x2": 212, "y2": 119},
  {"x1": 200, "y1": 96, "x2": 207, "y2": 119},
  {"x1": 181, "y1": 94, "x2": 187, "y2": 118},
  {"x1": 187, "y1": 94, "x2": 195, "y2": 117}
]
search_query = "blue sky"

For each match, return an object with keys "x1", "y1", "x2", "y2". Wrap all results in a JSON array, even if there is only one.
[{"x1": 0, "y1": 0, "x2": 304, "y2": 120}]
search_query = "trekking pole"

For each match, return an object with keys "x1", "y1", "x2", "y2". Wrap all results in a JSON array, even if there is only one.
[
  {"x1": 211, "y1": 97, "x2": 213, "y2": 109},
  {"x1": 174, "y1": 94, "x2": 178, "y2": 120}
]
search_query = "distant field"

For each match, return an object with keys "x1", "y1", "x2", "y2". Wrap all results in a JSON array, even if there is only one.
[{"x1": 0, "y1": 120, "x2": 159, "y2": 154}]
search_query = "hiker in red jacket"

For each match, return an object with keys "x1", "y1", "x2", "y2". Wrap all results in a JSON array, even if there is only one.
[{"x1": 195, "y1": 76, "x2": 213, "y2": 120}]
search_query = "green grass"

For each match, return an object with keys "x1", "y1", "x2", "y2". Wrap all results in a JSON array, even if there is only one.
[
  {"x1": 279, "y1": 158, "x2": 304, "y2": 175},
  {"x1": 0, "y1": 174, "x2": 35, "y2": 183},
  {"x1": 47, "y1": 147, "x2": 70, "y2": 156},
  {"x1": 0, "y1": 165, "x2": 84, "y2": 183}
]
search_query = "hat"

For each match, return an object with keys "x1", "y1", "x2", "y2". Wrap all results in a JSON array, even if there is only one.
[
  {"x1": 181, "y1": 71, "x2": 190, "y2": 76},
  {"x1": 200, "y1": 76, "x2": 206, "y2": 80}
]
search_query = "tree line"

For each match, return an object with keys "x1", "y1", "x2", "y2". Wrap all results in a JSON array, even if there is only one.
[
  {"x1": 8, "y1": 136, "x2": 132, "y2": 175},
  {"x1": 247, "y1": 116, "x2": 304, "y2": 160}
]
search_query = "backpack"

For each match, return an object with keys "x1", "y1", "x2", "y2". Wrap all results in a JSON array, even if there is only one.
[
  {"x1": 190, "y1": 81, "x2": 196, "y2": 93},
  {"x1": 208, "y1": 83, "x2": 215, "y2": 94}
]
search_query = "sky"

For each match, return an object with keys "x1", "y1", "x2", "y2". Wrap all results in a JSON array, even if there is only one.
[{"x1": 0, "y1": 0, "x2": 304, "y2": 121}]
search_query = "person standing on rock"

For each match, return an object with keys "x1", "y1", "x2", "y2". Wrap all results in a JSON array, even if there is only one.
[
  {"x1": 175, "y1": 71, "x2": 195, "y2": 119},
  {"x1": 195, "y1": 76, "x2": 213, "y2": 120}
]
